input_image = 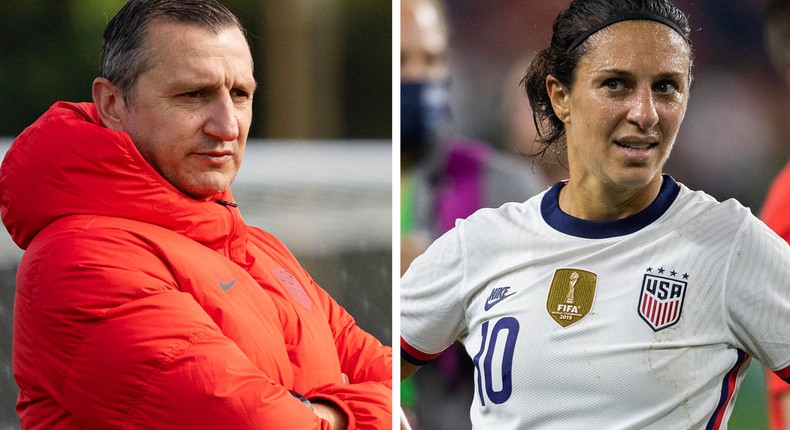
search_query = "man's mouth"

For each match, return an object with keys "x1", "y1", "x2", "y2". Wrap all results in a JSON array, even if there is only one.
[{"x1": 194, "y1": 150, "x2": 233, "y2": 165}]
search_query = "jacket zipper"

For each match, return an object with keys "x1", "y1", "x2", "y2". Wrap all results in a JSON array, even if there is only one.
[{"x1": 215, "y1": 199, "x2": 238, "y2": 258}]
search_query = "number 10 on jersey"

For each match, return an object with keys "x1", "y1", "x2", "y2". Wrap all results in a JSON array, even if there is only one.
[{"x1": 472, "y1": 317, "x2": 520, "y2": 405}]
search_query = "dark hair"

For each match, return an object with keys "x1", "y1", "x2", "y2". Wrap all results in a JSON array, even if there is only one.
[
  {"x1": 522, "y1": 0, "x2": 692, "y2": 152},
  {"x1": 100, "y1": 0, "x2": 248, "y2": 104},
  {"x1": 765, "y1": 0, "x2": 790, "y2": 78}
]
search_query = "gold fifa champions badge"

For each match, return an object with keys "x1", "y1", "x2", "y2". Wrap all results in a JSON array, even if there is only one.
[{"x1": 546, "y1": 268, "x2": 597, "y2": 327}]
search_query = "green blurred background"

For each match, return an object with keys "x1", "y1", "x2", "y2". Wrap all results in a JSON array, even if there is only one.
[{"x1": 0, "y1": 0, "x2": 391, "y2": 139}]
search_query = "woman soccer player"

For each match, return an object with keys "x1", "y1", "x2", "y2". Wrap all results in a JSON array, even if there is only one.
[{"x1": 400, "y1": 0, "x2": 790, "y2": 428}]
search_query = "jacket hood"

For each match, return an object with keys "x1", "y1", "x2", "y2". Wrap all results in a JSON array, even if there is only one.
[{"x1": 0, "y1": 102, "x2": 248, "y2": 260}]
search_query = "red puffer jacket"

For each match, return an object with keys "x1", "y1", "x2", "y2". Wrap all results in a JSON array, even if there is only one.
[
  {"x1": 760, "y1": 161, "x2": 790, "y2": 430},
  {"x1": 0, "y1": 102, "x2": 392, "y2": 429}
]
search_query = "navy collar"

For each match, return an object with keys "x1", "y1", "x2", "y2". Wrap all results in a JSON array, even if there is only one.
[{"x1": 540, "y1": 175, "x2": 680, "y2": 239}]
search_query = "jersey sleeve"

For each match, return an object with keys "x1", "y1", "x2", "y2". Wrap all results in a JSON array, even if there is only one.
[
  {"x1": 400, "y1": 223, "x2": 468, "y2": 364},
  {"x1": 725, "y1": 214, "x2": 790, "y2": 373}
]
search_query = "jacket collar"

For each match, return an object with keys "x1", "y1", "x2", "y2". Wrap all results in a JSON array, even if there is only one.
[{"x1": 0, "y1": 102, "x2": 249, "y2": 263}]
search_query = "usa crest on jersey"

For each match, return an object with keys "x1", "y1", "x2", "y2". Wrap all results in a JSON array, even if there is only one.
[{"x1": 638, "y1": 269, "x2": 688, "y2": 331}]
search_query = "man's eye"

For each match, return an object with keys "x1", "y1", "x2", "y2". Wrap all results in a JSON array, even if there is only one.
[
  {"x1": 181, "y1": 91, "x2": 204, "y2": 98},
  {"x1": 231, "y1": 89, "x2": 250, "y2": 99}
]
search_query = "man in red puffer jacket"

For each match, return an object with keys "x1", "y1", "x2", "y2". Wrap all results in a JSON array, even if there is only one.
[{"x1": 0, "y1": 1, "x2": 391, "y2": 429}]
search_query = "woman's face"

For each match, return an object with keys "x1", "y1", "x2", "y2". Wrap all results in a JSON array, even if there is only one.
[{"x1": 549, "y1": 20, "x2": 691, "y2": 192}]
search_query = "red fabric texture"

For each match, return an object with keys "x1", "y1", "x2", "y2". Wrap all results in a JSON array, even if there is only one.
[
  {"x1": 0, "y1": 102, "x2": 391, "y2": 429},
  {"x1": 767, "y1": 370, "x2": 790, "y2": 430},
  {"x1": 760, "y1": 161, "x2": 790, "y2": 430},
  {"x1": 762, "y1": 162, "x2": 790, "y2": 242}
]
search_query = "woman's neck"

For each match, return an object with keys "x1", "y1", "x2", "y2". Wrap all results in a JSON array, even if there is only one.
[{"x1": 558, "y1": 174, "x2": 664, "y2": 221}]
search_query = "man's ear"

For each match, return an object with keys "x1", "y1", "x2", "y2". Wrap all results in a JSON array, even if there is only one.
[
  {"x1": 546, "y1": 75, "x2": 570, "y2": 124},
  {"x1": 92, "y1": 77, "x2": 126, "y2": 131}
]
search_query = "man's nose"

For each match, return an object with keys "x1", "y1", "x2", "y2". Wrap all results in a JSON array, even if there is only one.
[{"x1": 204, "y1": 94, "x2": 240, "y2": 141}]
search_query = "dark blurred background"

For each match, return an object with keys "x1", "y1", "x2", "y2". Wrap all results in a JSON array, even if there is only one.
[
  {"x1": 0, "y1": 1, "x2": 392, "y2": 428},
  {"x1": 444, "y1": 0, "x2": 789, "y2": 212}
]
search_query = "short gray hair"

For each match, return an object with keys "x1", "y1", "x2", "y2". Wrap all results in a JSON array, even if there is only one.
[{"x1": 100, "y1": 0, "x2": 249, "y2": 104}]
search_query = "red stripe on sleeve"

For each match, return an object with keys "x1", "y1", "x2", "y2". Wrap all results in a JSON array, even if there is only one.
[
  {"x1": 400, "y1": 337, "x2": 442, "y2": 365},
  {"x1": 776, "y1": 365, "x2": 790, "y2": 383}
]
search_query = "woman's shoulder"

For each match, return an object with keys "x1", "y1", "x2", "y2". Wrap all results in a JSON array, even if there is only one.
[
  {"x1": 463, "y1": 191, "x2": 546, "y2": 226},
  {"x1": 674, "y1": 182, "x2": 753, "y2": 220},
  {"x1": 447, "y1": 192, "x2": 548, "y2": 245},
  {"x1": 668, "y1": 183, "x2": 761, "y2": 243}
]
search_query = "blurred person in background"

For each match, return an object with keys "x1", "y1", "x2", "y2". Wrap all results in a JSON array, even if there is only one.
[
  {"x1": 0, "y1": 1, "x2": 391, "y2": 429},
  {"x1": 761, "y1": 1, "x2": 790, "y2": 428},
  {"x1": 401, "y1": 0, "x2": 790, "y2": 428},
  {"x1": 400, "y1": 0, "x2": 545, "y2": 272},
  {"x1": 400, "y1": 0, "x2": 544, "y2": 428},
  {"x1": 502, "y1": 56, "x2": 569, "y2": 187}
]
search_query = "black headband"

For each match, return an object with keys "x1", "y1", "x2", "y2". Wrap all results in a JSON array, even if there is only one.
[{"x1": 564, "y1": 11, "x2": 687, "y2": 54}]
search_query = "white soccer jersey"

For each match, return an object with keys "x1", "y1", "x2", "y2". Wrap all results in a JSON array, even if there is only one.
[{"x1": 401, "y1": 175, "x2": 790, "y2": 430}]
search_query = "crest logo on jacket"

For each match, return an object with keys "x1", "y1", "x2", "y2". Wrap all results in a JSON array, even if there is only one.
[
  {"x1": 546, "y1": 268, "x2": 597, "y2": 327},
  {"x1": 273, "y1": 268, "x2": 312, "y2": 310},
  {"x1": 638, "y1": 267, "x2": 688, "y2": 331}
]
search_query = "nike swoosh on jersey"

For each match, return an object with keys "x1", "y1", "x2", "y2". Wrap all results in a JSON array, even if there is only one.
[
  {"x1": 484, "y1": 291, "x2": 516, "y2": 311},
  {"x1": 219, "y1": 278, "x2": 238, "y2": 291}
]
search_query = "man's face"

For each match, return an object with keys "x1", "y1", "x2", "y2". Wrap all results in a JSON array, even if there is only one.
[
  {"x1": 118, "y1": 19, "x2": 256, "y2": 200},
  {"x1": 401, "y1": 0, "x2": 449, "y2": 82}
]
